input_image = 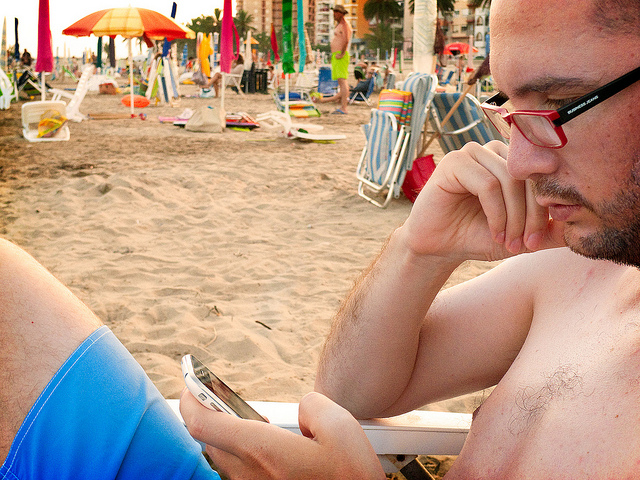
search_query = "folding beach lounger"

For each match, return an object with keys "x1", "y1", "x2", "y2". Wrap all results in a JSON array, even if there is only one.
[
  {"x1": 356, "y1": 73, "x2": 438, "y2": 208},
  {"x1": 428, "y1": 92, "x2": 505, "y2": 154},
  {"x1": 273, "y1": 91, "x2": 321, "y2": 118},
  {"x1": 348, "y1": 76, "x2": 375, "y2": 106},
  {"x1": 166, "y1": 399, "x2": 471, "y2": 478}
]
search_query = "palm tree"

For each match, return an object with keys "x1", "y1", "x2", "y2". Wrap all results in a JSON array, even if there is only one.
[
  {"x1": 234, "y1": 10, "x2": 256, "y2": 40},
  {"x1": 408, "y1": 0, "x2": 455, "y2": 15},
  {"x1": 363, "y1": 0, "x2": 403, "y2": 25},
  {"x1": 467, "y1": 0, "x2": 491, "y2": 8},
  {"x1": 364, "y1": 22, "x2": 395, "y2": 51},
  {"x1": 187, "y1": 15, "x2": 217, "y2": 35}
]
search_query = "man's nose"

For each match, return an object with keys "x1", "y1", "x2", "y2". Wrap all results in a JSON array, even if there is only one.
[{"x1": 506, "y1": 127, "x2": 560, "y2": 180}]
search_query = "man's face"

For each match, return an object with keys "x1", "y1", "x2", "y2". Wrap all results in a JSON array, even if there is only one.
[
  {"x1": 490, "y1": 0, "x2": 640, "y2": 266},
  {"x1": 333, "y1": 10, "x2": 343, "y2": 22}
]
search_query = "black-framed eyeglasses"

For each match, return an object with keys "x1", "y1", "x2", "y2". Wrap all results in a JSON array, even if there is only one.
[{"x1": 481, "y1": 65, "x2": 640, "y2": 148}]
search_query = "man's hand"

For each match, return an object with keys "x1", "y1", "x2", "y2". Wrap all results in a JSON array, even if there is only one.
[
  {"x1": 180, "y1": 391, "x2": 386, "y2": 480},
  {"x1": 402, "y1": 141, "x2": 565, "y2": 263}
]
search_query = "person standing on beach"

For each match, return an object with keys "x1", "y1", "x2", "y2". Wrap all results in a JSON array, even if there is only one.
[{"x1": 315, "y1": 4, "x2": 352, "y2": 114}]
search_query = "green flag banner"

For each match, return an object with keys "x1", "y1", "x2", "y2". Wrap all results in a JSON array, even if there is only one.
[{"x1": 282, "y1": 0, "x2": 294, "y2": 74}]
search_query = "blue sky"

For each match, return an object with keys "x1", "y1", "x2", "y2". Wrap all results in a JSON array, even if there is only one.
[{"x1": 4, "y1": 0, "x2": 227, "y2": 59}]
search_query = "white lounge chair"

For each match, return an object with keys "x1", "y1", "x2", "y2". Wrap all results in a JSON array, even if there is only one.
[
  {"x1": 49, "y1": 64, "x2": 95, "y2": 122},
  {"x1": 256, "y1": 110, "x2": 345, "y2": 141},
  {"x1": 166, "y1": 399, "x2": 471, "y2": 477},
  {"x1": 293, "y1": 70, "x2": 318, "y2": 95},
  {"x1": 22, "y1": 100, "x2": 70, "y2": 142},
  {"x1": 0, "y1": 67, "x2": 15, "y2": 110}
]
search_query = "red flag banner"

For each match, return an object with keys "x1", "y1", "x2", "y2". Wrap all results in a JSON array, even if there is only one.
[{"x1": 270, "y1": 23, "x2": 279, "y2": 62}]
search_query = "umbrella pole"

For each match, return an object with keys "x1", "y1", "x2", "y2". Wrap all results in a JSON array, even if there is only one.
[
  {"x1": 129, "y1": 38, "x2": 134, "y2": 117},
  {"x1": 284, "y1": 74, "x2": 289, "y2": 117},
  {"x1": 41, "y1": 73, "x2": 46, "y2": 101},
  {"x1": 221, "y1": 73, "x2": 225, "y2": 111}
]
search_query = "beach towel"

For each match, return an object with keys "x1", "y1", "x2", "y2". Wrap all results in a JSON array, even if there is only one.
[
  {"x1": 377, "y1": 89, "x2": 413, "y2": 127},
  {"x1": 37, "y1": 109, "x2": 68, "y2": 138}
]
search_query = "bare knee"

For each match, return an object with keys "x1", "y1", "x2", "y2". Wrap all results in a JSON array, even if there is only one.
[{"x1": 0, "y1": 239, "x2": 102, "y2": 459}]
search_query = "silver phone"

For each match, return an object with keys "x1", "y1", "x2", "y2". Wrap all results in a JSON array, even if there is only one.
[{"x1": 181, "y1": 354, "x2": 267, "y2": 422}]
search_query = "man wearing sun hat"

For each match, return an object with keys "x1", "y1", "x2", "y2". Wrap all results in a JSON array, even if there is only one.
[{"x1": 315, "y1": 4, "x2": 352, "y2": 114}]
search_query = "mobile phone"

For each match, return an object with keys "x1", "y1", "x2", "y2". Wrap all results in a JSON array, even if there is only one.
[{"x1": 181, "y1": 354, "x2": 267, "y2": 422}]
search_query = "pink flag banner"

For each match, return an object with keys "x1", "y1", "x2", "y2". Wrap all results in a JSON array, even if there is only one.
[
  {"x1": 220, "y1": 0, "x2": 239, "y2": 73},
  {"x1": 35, "y1": 0, "x2": 54, "y2": 72}
]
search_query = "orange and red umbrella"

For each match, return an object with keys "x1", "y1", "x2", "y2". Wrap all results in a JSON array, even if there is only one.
[
  {"x1": 63, "y1": 8, "x2": 194, "y2": 41},
  {"x1": 63, "y1": 7, "x2": 194, "y2": 116},
  {"x1": 443, "y1": 42, "x2": 478, "y2": 55}
]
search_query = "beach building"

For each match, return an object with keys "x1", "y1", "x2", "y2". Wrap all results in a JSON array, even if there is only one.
[{"x1": 439, "y1": 0, "x2": 490, "y2": 55}]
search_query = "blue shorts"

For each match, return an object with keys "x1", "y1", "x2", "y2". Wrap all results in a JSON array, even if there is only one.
[{"x1": 0, "y1": 326, "x2": 221, "y2": 480}]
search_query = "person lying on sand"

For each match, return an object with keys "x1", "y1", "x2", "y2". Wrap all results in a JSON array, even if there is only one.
[{"x1": 2, "y1": 0, "x2": 640, "y2": 479}]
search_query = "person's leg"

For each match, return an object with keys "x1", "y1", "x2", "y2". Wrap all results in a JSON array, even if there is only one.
[
  {"x1": 212, "y1": 73, "x2": 222, "y2": 97},
  {"x1": 338, "y1": 78, "x2": 349, "y2": 112},
  {"x1": 315, "y1": 92, "x2": 339, "y2": 104},
  {"x1": 0, "y1": 239, "x2": 101, "y2": 463}
]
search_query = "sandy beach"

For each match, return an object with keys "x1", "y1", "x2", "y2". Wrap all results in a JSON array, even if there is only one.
[{"x1": 0, "y1": 75, "x2": 496, "y2": 415}]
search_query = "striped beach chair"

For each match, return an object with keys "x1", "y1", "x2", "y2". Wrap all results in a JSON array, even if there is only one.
[
  {"x1": 428, "y1": 92, "x2": 505, "y2": 153},
  {"x1": 356, "y1": 109, "x2": 405, "y2": 208},
  {"x1": 356, "y1": 73, "x2": 438, "y2": 208},
  {"x1": 356, "y1": 87, "x2": 415, "y2": 208},
  {"x1": 397, "y1": 74, "x2": 438, "y2": 187}
]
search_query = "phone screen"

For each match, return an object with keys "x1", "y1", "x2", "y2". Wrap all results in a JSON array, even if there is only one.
[{"x1": 191, "y1": 355, "x2": 267, "y2": 422}]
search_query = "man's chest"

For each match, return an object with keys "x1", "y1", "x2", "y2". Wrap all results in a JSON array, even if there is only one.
[{"x1": 449, "y1": 294, "x2": 640, "y2": 478}]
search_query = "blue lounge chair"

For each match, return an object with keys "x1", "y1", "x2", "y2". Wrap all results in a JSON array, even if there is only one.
[
  {"x1": 317, "y1": 66, "x2": 338, "y2": 96},
  {"x1": 349, "y1": 76, "x2": 375, "y2": 106},
  {"x1": 428, "y1": 92, "x2": 505, "y2": 153}
]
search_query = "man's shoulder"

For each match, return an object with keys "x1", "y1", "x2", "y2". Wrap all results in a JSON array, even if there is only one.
[{"x1": 501, "y1": 247, "x2": 625, "y2": 284}]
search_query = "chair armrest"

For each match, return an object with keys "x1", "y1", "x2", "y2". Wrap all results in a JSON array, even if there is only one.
[
  {"x1": 166, "y1": 399, "x2": 470, "y2": 456},
  {"x1": 440, "y1": 118, "x2": 484, "y2": 136},
  {"x1": 48, "y1": 88, "x2": 73, "y2": 101}
]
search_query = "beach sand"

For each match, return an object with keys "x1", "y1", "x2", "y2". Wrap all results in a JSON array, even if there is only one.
[{"x1": 0, "y1": 76, "x2": 497, "y2": 417}]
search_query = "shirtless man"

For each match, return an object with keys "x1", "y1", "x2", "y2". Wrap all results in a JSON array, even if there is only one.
[
  {"x1": 315, "y1": 5, "x2": 352, "y2": 114},
  {"x1": 3, "y1": 0, "x2": 639, "y2": 478},
  {"x1": 180, "y1": 0, "x2": 640, "y2": 478}
]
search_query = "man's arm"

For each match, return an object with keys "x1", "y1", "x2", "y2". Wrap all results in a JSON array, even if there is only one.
[{"x1": 315, "y1": 141, "x2": 565, "y2": 418}]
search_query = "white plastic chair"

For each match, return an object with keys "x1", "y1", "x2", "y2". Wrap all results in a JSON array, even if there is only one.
[
  {"x1": 0, "y1": 67, "x2": 15, "y2": 110},
  {"x1": 22, "y1": 100, "x2": 70, "y2": 142},
  {"x1": 256, "y1": 110, "x2": 345, "y2": 141},
  {"x1": 49, "y1": 64, "x2": 95, "y2": 122},
  {"x1": 166, "y1": 399, "x2": 471, "y2": 476}
]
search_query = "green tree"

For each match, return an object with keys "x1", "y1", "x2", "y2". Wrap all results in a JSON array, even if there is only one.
[
  {"x1": 234, "y1": 10, "x2": 256, "y2": 40},
  {"x1": 187, "y1": 15, "x2": 216, "y2": 35},
  {"x1": 253, "y1": 31, "x2": 270, "y2": 58},
  {"x1": 364, "y1": 22, "x2": 395, "y2": 51},
  {"x1": 363, "y1": 0, "x2": 403, "y2": 25},
  {"x1": 467, "y1": 0, "x2": 491, "y2": 8}
]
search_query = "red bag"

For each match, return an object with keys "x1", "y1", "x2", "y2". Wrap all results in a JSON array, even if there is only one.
[{"x1": 401, "y1": 154, "x2": 436, "y2": 202}]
